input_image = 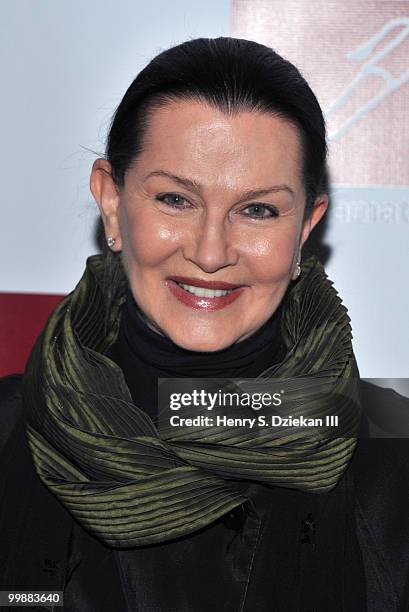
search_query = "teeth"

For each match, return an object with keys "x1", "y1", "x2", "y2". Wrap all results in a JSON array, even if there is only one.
[{"x1": 178, "y1": 282, "x2": 233, "y2": 298}]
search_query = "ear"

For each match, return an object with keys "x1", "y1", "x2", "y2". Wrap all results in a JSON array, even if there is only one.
[
  {"x1": 90, "y1": 158, "x2": 123, "y2": 251},
  {"x1": 291, "y1": 194, "x2": 328, "y2": 280},
  {"x1": 299, "y1": 193, "x2": 329, "y2": 249}
]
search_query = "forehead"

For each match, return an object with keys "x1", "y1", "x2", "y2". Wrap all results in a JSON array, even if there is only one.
[{"x1": 133, "y1": 99, "x2": 303, "y2": 193}]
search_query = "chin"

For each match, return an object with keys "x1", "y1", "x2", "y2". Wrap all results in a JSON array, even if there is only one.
[{"x1": 169, "y1": 331, "x2": 237, "y2": 353}]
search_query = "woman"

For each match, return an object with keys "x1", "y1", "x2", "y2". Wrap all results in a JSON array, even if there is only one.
[{"x1": 1, "y1": 37, "x2": 408, "y2": 612}]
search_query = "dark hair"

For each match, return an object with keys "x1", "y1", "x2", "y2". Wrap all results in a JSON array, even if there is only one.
[
  {"x1": 107, "y1": 37, "x2": 328, "y2": 206},
  {"x1": 99, "y1": 37, "x2": 328, "y2": 320}
]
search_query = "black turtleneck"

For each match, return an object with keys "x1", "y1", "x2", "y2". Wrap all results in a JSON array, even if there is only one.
[{"x1": 106, "y1": 287, "x2": 287, "y2": 424}]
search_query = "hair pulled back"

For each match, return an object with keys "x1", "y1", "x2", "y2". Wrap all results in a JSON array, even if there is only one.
[{"x1": 106, "y1": 37, "x2": 327, "y2": 206}]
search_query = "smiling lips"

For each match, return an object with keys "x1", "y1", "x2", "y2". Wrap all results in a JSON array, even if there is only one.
[{"x1": 166, "y1": 276, "x2": 245, "y2": 311}]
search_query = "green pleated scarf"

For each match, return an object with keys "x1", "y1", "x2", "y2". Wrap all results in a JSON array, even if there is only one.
[{"x1": 23, "y1": 254, "x2": 362, "y2": 548}]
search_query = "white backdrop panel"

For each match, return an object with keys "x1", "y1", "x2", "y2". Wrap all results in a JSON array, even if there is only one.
[{"x1": 0, "y1": 0, "x2": 230, "y2": 293}]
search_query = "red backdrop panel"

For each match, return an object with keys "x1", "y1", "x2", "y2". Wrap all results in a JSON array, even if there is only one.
[{"x1": 0, "y1": 293, "x2": 65, "y2": 377}]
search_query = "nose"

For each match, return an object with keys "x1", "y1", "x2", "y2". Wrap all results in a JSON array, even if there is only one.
[{"x1": 183, "y1": 212, "x2": 238, "y2": 273}]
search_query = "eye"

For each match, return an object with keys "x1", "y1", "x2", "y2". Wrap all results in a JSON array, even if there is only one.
[
  {"x1": 155, "y1": 193, "x2": 190, "y2": 209},
  {"x1": 242, "y1": 204, "x2": 279, "y2": 220}
]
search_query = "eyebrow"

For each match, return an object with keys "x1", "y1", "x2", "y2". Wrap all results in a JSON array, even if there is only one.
[{"x1": 143, "y1": 170, "x2": 295, "y2": 200}]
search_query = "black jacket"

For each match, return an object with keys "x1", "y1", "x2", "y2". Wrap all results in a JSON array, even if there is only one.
[{"x1": 1, "y1": 374, "x2": 409, "y2": 612}]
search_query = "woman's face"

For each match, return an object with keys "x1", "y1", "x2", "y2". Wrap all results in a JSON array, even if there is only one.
[{"x1": 91, "y1": 99, "x2": 327, "y2": 351}]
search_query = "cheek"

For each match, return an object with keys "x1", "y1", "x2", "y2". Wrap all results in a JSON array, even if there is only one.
[
  {"x1": 239, "y1": 230, "x2": 297, "y2": 283},
  {"x1": 121, "y1": 207, "x2": 181, "y2": 269}
]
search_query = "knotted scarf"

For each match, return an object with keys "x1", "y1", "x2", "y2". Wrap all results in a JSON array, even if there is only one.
[{"x1": 23, "y1": 254, "x2": 362, "y2": 547}]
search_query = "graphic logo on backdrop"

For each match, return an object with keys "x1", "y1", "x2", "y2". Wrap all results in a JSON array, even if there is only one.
[
  {"x1": 326, "y1": 18, "x2": 409, "y2": 141},
  {"x1": 232, "y1": 1, "x2": 409, "y2": 186}
]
